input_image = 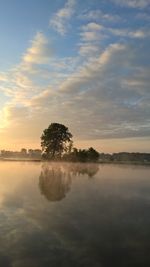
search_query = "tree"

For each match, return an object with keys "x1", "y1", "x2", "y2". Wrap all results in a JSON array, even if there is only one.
[
  {"x1": 87, "y1": 147, "x2": 99, "y2": 162},
  {"x1": 41, "y1": 123, "x2": 73, "y2": 159},
  {"x1": 62, "y1": 147, "x2": 99, "y2": 162}
]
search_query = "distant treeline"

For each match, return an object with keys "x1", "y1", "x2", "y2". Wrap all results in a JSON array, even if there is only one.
[
  {"x1": 99, "y1": 152, "x2": 150, "y2": 163},
  {"x1": 0, "y1": 148, "x2": 41, "y2": 159},
  {"x1": 0, "y1": 147, "x2": 99, "y2": 162},
  {"x1": 62, "y1": 151, "x2": 150, "y2": 163},
  {"x1": 0, "y1": 149, "x2": 150, "y2": 164}
]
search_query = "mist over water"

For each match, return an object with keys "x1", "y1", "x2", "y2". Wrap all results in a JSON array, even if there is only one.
[{"x1": 0, "y1": 162, "x2": 150, "y2": 267}]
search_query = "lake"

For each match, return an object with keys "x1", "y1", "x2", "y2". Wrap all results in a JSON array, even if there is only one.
[{"x1": 0, "y1": 161, "x2": 150, "y2": 267}]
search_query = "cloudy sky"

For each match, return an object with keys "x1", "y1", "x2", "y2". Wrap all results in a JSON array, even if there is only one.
[{"x1": 0, "y1": 0, "x2": 150, "y2": 152}]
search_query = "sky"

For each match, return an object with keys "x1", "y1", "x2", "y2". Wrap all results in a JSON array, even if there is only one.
[{"x1": 0, "y1": 0, "x2": 150, "y2": 153}]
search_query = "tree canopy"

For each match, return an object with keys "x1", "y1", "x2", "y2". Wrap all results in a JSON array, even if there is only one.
[
  {"x1": 62, "y1": 147, "x2": 99, "y2": 162},
  {"x1": 41, "y1": 123, "x2": 73, "y2": 159}
]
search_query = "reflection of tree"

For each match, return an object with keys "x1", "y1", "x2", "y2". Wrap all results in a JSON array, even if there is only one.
[
  {"x1": 68, "y1": 163, "x2": 99, "y2": 178},
  {"x1": 39, "y1": 164, "x2": 71, "y2": 202},
  {"x1": 39, "y1": 163, "x2": 99, "y2": 202}
]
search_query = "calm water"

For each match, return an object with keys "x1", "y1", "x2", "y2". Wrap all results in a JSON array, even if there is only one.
[{"x1": 0, "y1": 162, "x2": 150, "y2": 267}]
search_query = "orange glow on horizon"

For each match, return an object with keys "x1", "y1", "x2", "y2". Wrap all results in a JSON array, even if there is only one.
[{"x1": 0, "y1": 137, "x2": 149, "y2": 154}]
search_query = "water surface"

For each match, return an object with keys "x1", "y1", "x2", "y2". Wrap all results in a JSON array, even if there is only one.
[{"x1": 0, "y1": 162, "x2": 150, "y2": 267}]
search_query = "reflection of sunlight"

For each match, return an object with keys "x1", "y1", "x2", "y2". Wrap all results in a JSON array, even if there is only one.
[
  {"x1": 0, "y1": 163, "x2": 24, "y2": 205},
  {"x1": 0, "y1": 162, "x2": 41, "y2": 207}
]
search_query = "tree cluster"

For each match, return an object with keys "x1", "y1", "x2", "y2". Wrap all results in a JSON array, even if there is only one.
[
  {"x1": 41, "y1": 123, "x2": 99, "y2": 162},
  {"x1": 62, "y1": 147, "x2": 99, "y2": 162}
]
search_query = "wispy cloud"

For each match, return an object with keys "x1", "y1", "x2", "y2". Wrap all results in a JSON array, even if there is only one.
[
  {"x1": 78, "y1": 44, "x2": 100, "y2": 56},
  {"x1": 1, "y1": 40, "x2": 150, "y2": 143},
  {"x1": 0, "y1": 73, "x2": 8, "y2": 82},
  {"x1": 136, "y1": 12, "x2": 150, "y2": 20},
  {"x1": 56, "y1": 42, "x2": 150, "y2": 139},
  {"x1": 80, "y1": 31, "x2": 103, "y2": 42},
  {"x1": 79, "y1": 9, "x2": 120, "y2": 22},
  {"x1": 78, "y1": 20, "x2": 148, "y2": 59},
  {"x1": 81, "y1": 22, "x2": 103, "y2": 32},
  {"x1": 49, "y1": 0, "x2": 76, "y2": 35},
  {"x1": 23, "y1": 32, "x2": 53, "y2": 65},
  {"x1": 78, "y1": 23, "x2": 104, "y2": 56},
  {"x1": 112, "y1": 0, "x2": 150, "y2": 8},
  {"x1": 81, "y1": 22, "x2": 148, "y2": 40},
  {"x1": 108, "y1": 27, "x2": 148, "y2": 38},
  {"x1": 4, "y1": 105, "x2": 29, "y2": 123}
]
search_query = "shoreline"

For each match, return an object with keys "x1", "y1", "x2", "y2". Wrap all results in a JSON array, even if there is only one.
[
  {"x1": 0, "y1": 158, "x2": 150, "y2": 166},
  {"x1": 0, "y1": 158, "x2": 41, "y2": 162}
]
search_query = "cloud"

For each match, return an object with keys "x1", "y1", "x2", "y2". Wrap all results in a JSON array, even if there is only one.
[
  {"x1": 5, "y1": 40, "x2": 150, "y2": 135},
  {"x1": 49, "y1": 0, "x2": 76, "y2": 35},
  {"x1": 80, "y1": 31, "x2": 103, "y2": 42},
  {"x1": 0, "y1": 32, "x2": 55, "y2": 106},
  {"x1": 13, "y1": 73, "x2": 34, "y2": 89},
  {"x1": 29, "y1": 88, "x2": 56, "y2": 107},
  {"x1": 79, "y1": 9, "x2": 120, "y2": 22},
  {"x1": 0, "y1": 6, "x2": 150, "y2": 147},
  {"x1": 59, "y1": 43, "x2": 127, "y2": 93},
  {"x1": 78, "y1": 23, "x2": 104, "y2": 57},
  {"x1": 80, "y1": 25, "x2": 148, "y2": 51},
  {"x1": 0, "y1": 73, "x2": 8, "y2": 82},
  {"x1": 78, "y1": 22, "x2": 148, "y2": 61},
  {"x1": 56, "y1": 42, "x2": 150, "y2": 139},
  {"x1": 78, "y1": 44, "x2": 100, "y2": 56},
  {"x1": 108, "y1": 27, "x2": 148, "y2": 38},
  {"x1": 130, "y1": 29, "x2": 147, "y2": 38},
  {"x1": 4, "y1": 105, "x2": 29, "y2": 123},
  {"x1": 136, "y1": 12, "x2": 150, "y2": 20},
  {"x1": 111, "y1": 0, "x2": 150, "y2": 8},
  {"x1": 23, "y1": 32, "x2": 53, "y2": 65},
  {"x1": 1, "y1": 37, "x2": 150, "y2": 142},
  {"x1": 81, "y1": 22, "x2": 103, "y2": 32}
]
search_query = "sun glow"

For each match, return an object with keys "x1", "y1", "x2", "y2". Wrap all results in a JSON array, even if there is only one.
[{"x1": 0, "y1": 111, "x2": 8, "y2": 130}]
